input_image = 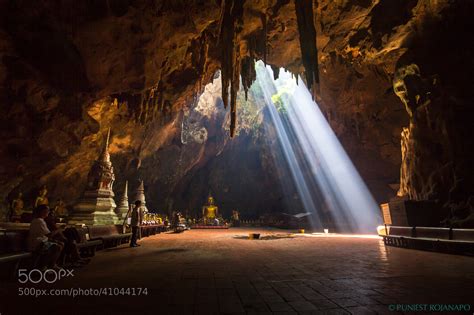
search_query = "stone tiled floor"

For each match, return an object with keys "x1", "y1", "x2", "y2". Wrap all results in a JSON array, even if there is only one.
[{"x1": 1, "y1": 227, "x2": 473, "y2": 314}]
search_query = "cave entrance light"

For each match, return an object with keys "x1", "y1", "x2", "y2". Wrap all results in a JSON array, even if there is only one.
[{"x1": 254, "y1": 61, "x2": 381, "y2": 233}]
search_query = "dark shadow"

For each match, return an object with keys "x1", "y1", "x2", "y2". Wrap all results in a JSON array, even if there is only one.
[
  {"x1": 105, "y1": 246, "x2": 188, "y2": 254},
  {"x1": 233, "y1": 234, "x2": 295, "y2": 240},
  {"x1": 153, "y1": 248, "x2": 188, "y2": 254}
]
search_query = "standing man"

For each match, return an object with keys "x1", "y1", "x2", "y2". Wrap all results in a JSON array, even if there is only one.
[{"x1": 130, "y1": 200, "x2": 142, "y2": 247}]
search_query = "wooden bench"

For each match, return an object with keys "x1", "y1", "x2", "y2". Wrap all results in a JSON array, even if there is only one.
[
  {"x1": 383, "y1": 226, "x2": 414, "y2": 247},
  {"x1": 0, "y1": 252, "x2": 33, "y2": 280},
  {"x1": 414, "y1": 227, "x2": 450, "y2": 239},
  {"x1": 0, "y1": 228, "x2": 33, "y2": 280},
  {"x1": 74, "y1": 228, "x2": 103, "y2": 257},
  {"x1": 382, "y1": 226, "x2": 474, "y2": 255},
  {"x1": 451, "y1": 229, "x2": 474, "y2": 242},
  {"x1": 88, "y1": 225, "x2": 132, "y2": 249},
  {"x1": 0, "y1": 225, "x2": 106, "y2": 280},
  {"x1": 76, "y1": 240, "x2": 102, "y2": 257}
]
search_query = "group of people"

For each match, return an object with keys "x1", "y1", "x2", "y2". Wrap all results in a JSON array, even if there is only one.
[
  {"x1": 28, "y1": 199, "x2": 145, "y2": 270},
  {"x1": 28, "y1": 205, "x2": 87, "y2": 270}
]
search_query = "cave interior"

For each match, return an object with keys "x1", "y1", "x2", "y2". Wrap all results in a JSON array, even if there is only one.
[
  {"x1": 1, "y1": 0, "x2": 474, "y2": 314},
  {"x1": 1, "y1": 0, "x2": 473, "y2": 229}
]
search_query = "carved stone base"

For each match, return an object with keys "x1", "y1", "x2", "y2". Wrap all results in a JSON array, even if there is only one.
[{"x1": 69, "y1": 191, "x2": 119, "y2": 225}]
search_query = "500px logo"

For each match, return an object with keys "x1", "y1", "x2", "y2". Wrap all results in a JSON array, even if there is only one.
[{"x1": 18, "y1": 268, "x2": 74, "y2": 284}]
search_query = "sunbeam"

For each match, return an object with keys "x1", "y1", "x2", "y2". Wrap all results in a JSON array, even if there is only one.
[{"x1": 254, "y1": 61, "x2": 381, "y2": 233}]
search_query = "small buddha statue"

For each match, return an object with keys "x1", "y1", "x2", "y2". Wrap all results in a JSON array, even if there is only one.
[
  {"x1": 53, "y1": 198, "x2": 68, "y2": 218},
  {"x1": 232, "y1": 210, "x2": 240, "y2": 227},
  {"x1": 10, "y1": 192, "x2": 24, "y2": 222},
  {"x1": 34, "y1": 185, "x2": 49, "y2": 208},
  {"x1": 232, "y1": 210, "x2": 240, "y2": 221}
]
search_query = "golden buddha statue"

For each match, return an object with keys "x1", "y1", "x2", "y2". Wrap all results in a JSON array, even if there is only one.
[
  {"x1": 155, "y1": 215, "x2": 163, "y2": 225},
  {"x1": 34, "y1": 185, "x2": 49, "y2": 208},
  {"x1": 202, "y1": 194, "x2": 218, "y2": 224},
  {"x1": 10, "y1": 192, "x2": 24, "y2": 222}
]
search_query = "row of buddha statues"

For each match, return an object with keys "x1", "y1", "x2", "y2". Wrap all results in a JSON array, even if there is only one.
[
  {"x1": 6, "y1": 180, "x2": 144, "y2": 225},
  {"x1": 8, "y1": 186, "x2": 68, "y2": 223},
  {"x1": 7, "y1": 184, "x2": 241, "y2": 227}
]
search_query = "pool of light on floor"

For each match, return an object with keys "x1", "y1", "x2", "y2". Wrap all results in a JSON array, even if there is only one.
[{"x1": 295, "y1": 233, "x2": 382, "y2": 239}]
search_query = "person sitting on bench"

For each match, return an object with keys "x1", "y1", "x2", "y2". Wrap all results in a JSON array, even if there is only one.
[
  {"x1": 44, "y1": 210, "x2": 87, "y2": 266},
  {"x1": 28, "y1": 205, "x2": 64, "y2": 270}
]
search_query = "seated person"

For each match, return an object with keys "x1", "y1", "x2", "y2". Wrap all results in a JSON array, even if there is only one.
[
  {"x1": 28, "y1": 205, "x2": 64, "y2": 270},
  {"x1": 44, "y1": 211, "x2": 85, "y2": 266}
]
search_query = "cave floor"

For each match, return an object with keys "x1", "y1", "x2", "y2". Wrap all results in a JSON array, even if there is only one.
[{"x1": 1, "y1": 227, "x2": 474, "y2": 314}]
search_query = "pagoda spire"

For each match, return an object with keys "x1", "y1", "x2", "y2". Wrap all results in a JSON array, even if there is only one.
[
  {"x1": 115, "y1": 180, "x2": 129, "y2": 219},
  {"x1": 100, "y1": 128, "x2": 111, "y2": 163},
  {"x1": 135, "y1": 180, "x2": 148, "y2": 213}
]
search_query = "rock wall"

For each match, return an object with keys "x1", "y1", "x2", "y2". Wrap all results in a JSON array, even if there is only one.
[{"x1": 392, "y1": 2, "x2": 474, "y2": 226}]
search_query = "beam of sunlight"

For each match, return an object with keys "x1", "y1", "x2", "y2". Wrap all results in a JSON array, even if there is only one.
[
  {"x1": 257, "y1": 65, "x2": 323, "y2": 230},
  {"x1": 297, "y1": 233, "x2": 382, "y2": 239},
  {"x1": 254, "y1": 61, "x2": 381, "y2": 233}
]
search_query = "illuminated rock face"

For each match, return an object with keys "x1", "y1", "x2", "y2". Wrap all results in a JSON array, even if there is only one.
[{"x1": 69, "y1": 131, "x2": 119, "y2": 225}]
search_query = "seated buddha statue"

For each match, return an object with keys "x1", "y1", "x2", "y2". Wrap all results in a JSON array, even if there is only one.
[
  {"x1": 53, "y1": 198, "x2": 68, "y2": 219},
  {"x1": 10, "y1": 192, "x2": 24, "y2": 222},
  {"x1": 34, "y1": 185, "x2": 49, "y2": 208},
  {"x1": 202, "y1": 195, "x2": 218, "y2": 225}
]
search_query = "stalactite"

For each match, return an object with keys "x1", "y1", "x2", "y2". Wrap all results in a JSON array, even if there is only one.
[
  {"x1": 218, "y1": 0, "x2": 245, "y2": 137},
  {"x1": 160, "y1": 94, "x2": 165, "y2": 112},
  {"x1": 190, "y1": 31, "x2": 210, "y2": 94},
  {"x1": 294, "y1": 0, "x2": 319, "y2": 93},
  {"x1": 136, "y1": 92, "x2": 144, "y2": 123},
  {"x1": 241, "y1": 56, "x2": 256, "y2": 100},
  {"x1": 152, "y1": 95, "x2": 159, "y2": 120},
  {"x1": 200, "y1": 34, "x2": 209, "y2": 93},
  {"x1": 219, "y1": 0, "x2": 233, "y2": 110},
  {"x1": 143, "y1": 90, "x2": 151, "y2": 124},
  {"x1": 270, "y1": 65, "x2": 280, "y2": 80},
  {"x1": 230, "y1": 45, "x2": 241, "y2": 138},
  {"x1": 260, "y1": 12, "x2": 267, "y2": 65}
]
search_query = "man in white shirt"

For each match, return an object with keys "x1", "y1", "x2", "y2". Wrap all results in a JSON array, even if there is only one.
[{"x1": 28, "y1": 205, "x2": 63, "y2": 269}]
